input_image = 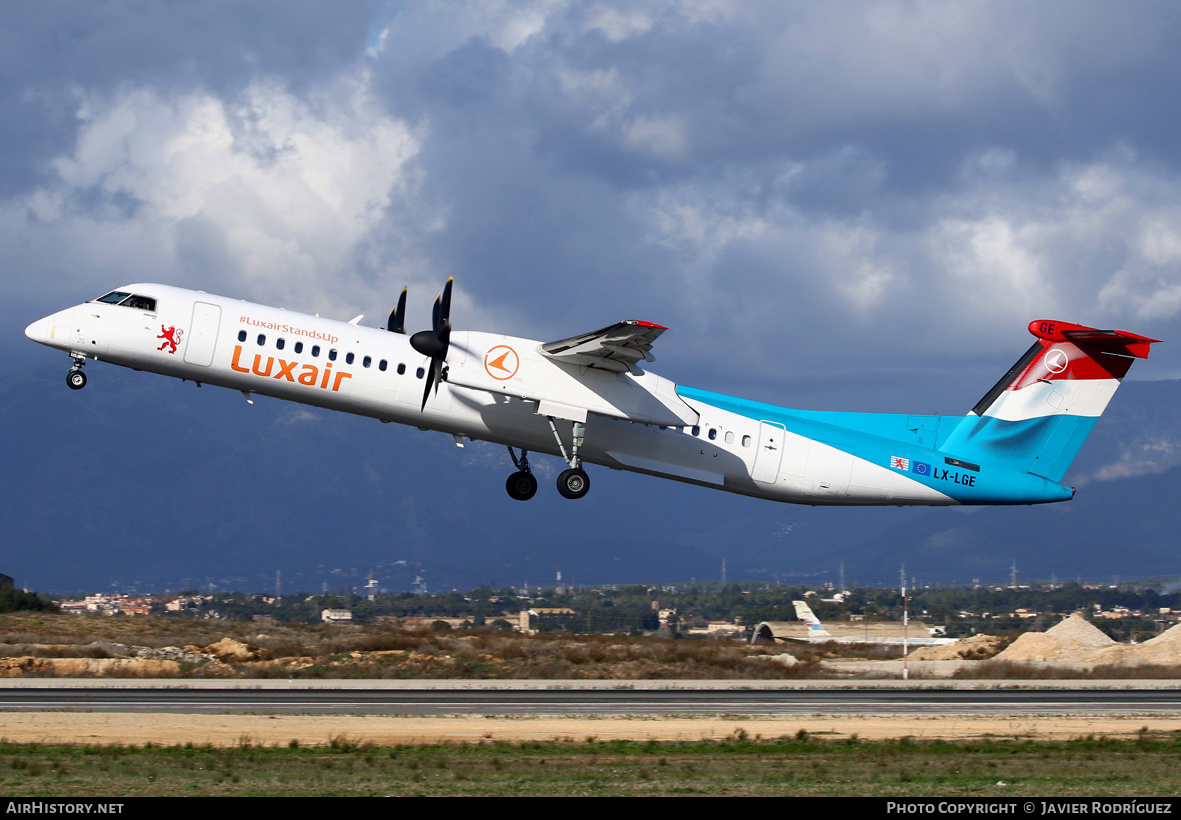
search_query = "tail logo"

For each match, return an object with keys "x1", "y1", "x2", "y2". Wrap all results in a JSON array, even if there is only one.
[
  {"x1": 1044, "y1": 348, "x2": 1069, "y2": 374},
  {"x1": 157, "y1": 325, "x2": 184, "y2": 354}
]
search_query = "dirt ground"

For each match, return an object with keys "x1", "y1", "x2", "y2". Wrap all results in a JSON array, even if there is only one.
[
  {"x1": 3, "y1": 712, "x2": 1178, "y2": 747},
  {"x1": 3, "y1": 613, "x2": 1179, "y2": 747}
]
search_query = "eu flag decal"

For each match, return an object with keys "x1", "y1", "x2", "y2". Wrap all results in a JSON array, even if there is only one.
[{"x1": 913, "y1": 461, "x2": 931, "y2": 476}]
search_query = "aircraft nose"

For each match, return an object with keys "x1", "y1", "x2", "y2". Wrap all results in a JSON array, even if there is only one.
[{"x1": 24, "y1": 316, "x2": 51, "y2": 344}]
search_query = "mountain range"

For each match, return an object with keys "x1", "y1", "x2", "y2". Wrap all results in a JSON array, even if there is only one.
[{"x1": 3, "y1": 363, "x2": 1178, "y2": 594}]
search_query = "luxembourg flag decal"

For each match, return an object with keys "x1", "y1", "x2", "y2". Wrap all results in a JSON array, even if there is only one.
[{"x1": 890, "y1": 456, "x2": 910, "y2": 471}]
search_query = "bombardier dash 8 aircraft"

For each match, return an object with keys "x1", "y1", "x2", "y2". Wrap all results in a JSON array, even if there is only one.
[{"x1": 26, "y1": 280, "x2": 1157, "y2": 506}]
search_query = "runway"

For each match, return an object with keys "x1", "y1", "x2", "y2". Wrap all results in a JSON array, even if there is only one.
[
  {"x1": 3, "y1": 681, "x2": 1180, "y2": 746},
  {"x1": 3, "y1": 686, "x2": 1181, "y2": 718}
]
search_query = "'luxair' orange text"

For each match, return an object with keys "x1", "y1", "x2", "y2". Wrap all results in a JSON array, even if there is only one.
[{"x1": 230, "y1": 345, "x2": 353, "y2": 391}]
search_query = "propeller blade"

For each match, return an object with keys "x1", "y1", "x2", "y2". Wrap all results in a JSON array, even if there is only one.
[
  {"x1": 411, "y1": 277, "x2": 455, "y2": 410},
  {"x1": 420, "y1": 354, "x2": 445, "y2": 410},
  {"x1": 438, "y1": 277, "x2": 453, "y2": 328},
  {"x1": 387, "y1": 288, "x2": 407, "y2": 334}
]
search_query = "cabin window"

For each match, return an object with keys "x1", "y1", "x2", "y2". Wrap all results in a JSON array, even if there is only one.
[
  {"x1": 724, "y1": 431, "x2": 735, "y2": 445},
  {"x1": 691, "y1": 426, "x2": 700, "y2": 437},
  {"x1": 742, "y1": 435, "x2": 751, "y2": 447},
  {"x1": 238, "y1": 330, "x2": 247, "y2": 342},
  {"x1": 708, "y1": 428, "x2": 718, "y2": 441},
  {"x1": 328, "y1": 349, "x2": 337, "y2": 361},
  {"x1": 346, "y1": 352, "x2": 355, "y2": 364},
  {"x1": 363, "y1": 356, "x2": 371, "y2": 368},
  {"x1": 294, "y1": 342, "x2": 303, "y2": 354},
  {"x1": 256, "y1": 334, "x2": 266, "y2": 346},
  {"x1": 379, "y1": 359, "x2": 387, "y2": 371},
  {"x1": 397, "y1": 363, "x2": 406, "y2": 375},
  {"x1": 311, "y1": 345, "x2": 320, "y2": 357},
  {"x1": 276, "y1": 338, "x2": 285, "y2": 350},
  {"x1": 416, "y1": 367, "x2": 425, "y2": 379}
]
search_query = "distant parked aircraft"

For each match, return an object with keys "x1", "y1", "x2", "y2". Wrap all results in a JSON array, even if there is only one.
[{"x1": 776, "y1": 600, "x2": 956, "y2": 646}]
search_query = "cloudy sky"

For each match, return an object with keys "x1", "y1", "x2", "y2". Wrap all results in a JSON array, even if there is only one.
[{"x1": 10, "y1": 1, "x2": 1181, "y2": 412}]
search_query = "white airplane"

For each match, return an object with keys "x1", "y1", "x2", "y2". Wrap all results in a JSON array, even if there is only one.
[
  {"x1": 25, "y1": 281, "x2": 1157, "y2": 505},
  {"x1": 751, "y1": 601, "x2": 957, "y2": 646}
]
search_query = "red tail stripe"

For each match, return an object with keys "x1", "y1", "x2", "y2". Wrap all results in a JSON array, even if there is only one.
[{"x1": 1007, "y1": 340, "x2": 1133, "y2": 390}]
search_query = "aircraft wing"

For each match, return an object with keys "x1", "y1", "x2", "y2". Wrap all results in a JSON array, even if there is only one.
[{"x1": 539, "y1": 320, "x2": 667, "y2": 375}]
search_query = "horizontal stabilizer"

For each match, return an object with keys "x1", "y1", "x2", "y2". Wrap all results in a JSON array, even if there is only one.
[{"x1": 1028, "y1": 320, "x2": 1158, "y2": 359}]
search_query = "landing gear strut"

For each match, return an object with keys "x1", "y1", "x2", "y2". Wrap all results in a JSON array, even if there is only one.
[
  {"x1": 66, "y1": 355, "x2": 87, "y2": 390},
  {"x1": 505, "y1": 447, "x2": 537, "y2": 501}
]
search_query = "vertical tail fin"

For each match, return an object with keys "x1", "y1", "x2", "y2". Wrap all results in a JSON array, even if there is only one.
[
  {"x1": 941, "y1": 321, "x2": 1159, "y2": 483},
  {"x1": 792, "y1": 601, "x2": 832, "y2": 638}
]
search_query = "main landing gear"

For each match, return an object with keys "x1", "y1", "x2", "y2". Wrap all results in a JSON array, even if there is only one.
[
  {"x1": 505, "y1": 448, "x2": 538, "y2": 501},
  {"x1": 503, "y1": 416, "x2": 592, "y2": 501},
  {"x1": 556, "y1": 467, "x2": 590, "y2": 500},
  {"x1": 66, "y1": 354, "x2": 87, "y2": 390},
  {"x1": 548, "y1": 417, "x2": 590, "y2": 500}
]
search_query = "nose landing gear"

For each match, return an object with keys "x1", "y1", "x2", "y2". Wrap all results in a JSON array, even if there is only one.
[{"x1": 66, "y1": 354, "x2": 87, "y2": 390}]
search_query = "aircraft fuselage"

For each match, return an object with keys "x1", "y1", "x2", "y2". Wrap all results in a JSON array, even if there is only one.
[{"x1": 28, "y1": 283, "x2": 1139, "y2": 507}]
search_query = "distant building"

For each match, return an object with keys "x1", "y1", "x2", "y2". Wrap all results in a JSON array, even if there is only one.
[
  {"x1": 57, "y1": 593, "x2": 153, "y2": 616},
  {"x1": 0, "y1": 573, "x2": 12, "y2": 589},
  {"x1": 321, "y1": 609, "x2": 353, "y2": 624},
  {"x1": 516, "y1": 607, "x2": 577, "y2": 634}
]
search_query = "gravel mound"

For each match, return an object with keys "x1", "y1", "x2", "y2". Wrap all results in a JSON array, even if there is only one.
[
  {"x1": 909, "y1": 634, "x2": 1005, "y2": 661},
  {"x1": 995, "y1": 613, "x2": 1114, "y2": 662}
]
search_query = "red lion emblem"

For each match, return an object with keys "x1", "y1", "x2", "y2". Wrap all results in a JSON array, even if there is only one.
[{"x1": 157, "y1": 325, "x2": 184, "y2": 354}]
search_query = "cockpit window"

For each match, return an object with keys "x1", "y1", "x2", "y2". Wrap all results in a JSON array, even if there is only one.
[
  {"x1": 93, "y1": 291, "x2": 157, "y2": 312},
  {"x1": 124, "y1": 295, "x2": 157, "y2": 311}
]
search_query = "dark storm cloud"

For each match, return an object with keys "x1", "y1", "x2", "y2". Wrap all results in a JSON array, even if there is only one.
[
  {"x1": 9, "y1": 1, "x2": 1181, "y2": 594},
  {"x1": 0, "y1": 1, "x2": 381, "y2": 196},
  {"x1": 8, "y1": 1, "x2": 1181, "y2": 404}
]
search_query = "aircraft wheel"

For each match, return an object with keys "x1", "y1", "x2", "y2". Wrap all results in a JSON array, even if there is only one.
[
  {"x1": 66, "y1": 370, "x2": 87, "y2": 390},
  {"x1": 506, "y1": 471, "x2": 538, "y2": 501},
  {"x1": 557, "y1": 468, "x2": 590, "y2": 500}
]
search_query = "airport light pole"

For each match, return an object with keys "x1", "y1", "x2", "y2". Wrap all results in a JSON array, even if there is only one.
[{"x1": 901, "y1": 565, "x2": 909, "y2": 681}]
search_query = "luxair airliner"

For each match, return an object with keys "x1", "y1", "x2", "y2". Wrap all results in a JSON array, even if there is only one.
[{"x1": 25, "y1": 280, "x2": 1157, "y2": 505}]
